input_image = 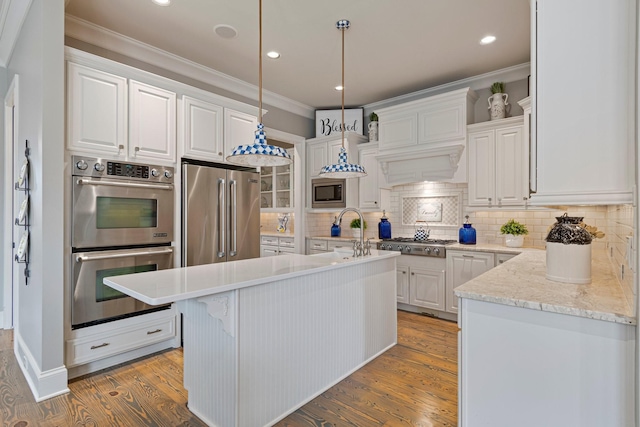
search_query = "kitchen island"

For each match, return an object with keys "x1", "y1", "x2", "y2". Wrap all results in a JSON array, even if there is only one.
[
  {"x1": 105, "y1": 249, "x2": 400, "y2": 427},
  {"x1": 454, "y1": 250, "x2": 635, "y2": 427}
]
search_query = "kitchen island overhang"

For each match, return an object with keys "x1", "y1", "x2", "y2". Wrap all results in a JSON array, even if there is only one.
[{"x1": 105, "y1": 250, "x2": 400, "y2": 427}]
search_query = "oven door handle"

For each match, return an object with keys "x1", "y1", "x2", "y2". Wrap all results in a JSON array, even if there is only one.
[
  {"x1": 217, "y1": 178, "x2": 225, "y2": 258},
  {"x1": 76, "y1": 178, "x2": 173, "y2": 191},
  {"x1": 76, "y1": 248, "x2": 174, "y2": 263},
  {"x1": 229, "y1": 179, "x2": 237, "y2": 257}
]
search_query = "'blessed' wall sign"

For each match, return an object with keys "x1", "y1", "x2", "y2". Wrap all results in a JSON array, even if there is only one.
[{"x1": 315, "y1": 108, "x2": 363, "y2": 137}]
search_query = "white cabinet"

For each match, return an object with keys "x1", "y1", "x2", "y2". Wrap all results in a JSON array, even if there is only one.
[
  {"x1": 67, "y1": 62, "x2": 177, "y2": 162},
  {"x1": 446, "y1": 250, "x2": 494, "y2": 314},
  {"x1": 495, "y1": 252, "x2": 516, "y2": 266},
  {"x1": 468, "y1": 117, "x2": 527, "y2": 207},
  {"x1": 305, "y1": 132, "x2": 365, "y2": 210},
  {"x1": 182, "y1": 96, "x2": 224, "y2": 162},
  {"x1": 260, "y1": 151, "x2": 294, "y2": 211},
  {"x1": 260, "y1": 235, "x2": 295, "y2": 257},
  {"x1": 397, "y1": 255, "x2": 446, "y2": 312},
  {"x1": 358, "y1": 143, "x2": 390, "y2": 211},
  {"x1": 129, "y1": 81, "x2": 176, "y2": 161},
  {"x1": 67, "y1": 62, "x2": 128, "y2": 156},
  {"x1": 531, "y1": 0, "x2": 635, "y2": 205},
  {"x1": 224, "y1": 108, "x2": 258, "y2": 159}
]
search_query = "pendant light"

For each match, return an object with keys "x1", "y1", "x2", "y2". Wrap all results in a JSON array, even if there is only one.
[
  {"x1": 319, "y1": 19, "x2": 366, "y2": 178},
  {"x1": 226, "y1": 0, "x2": 292, "y2": 167}
]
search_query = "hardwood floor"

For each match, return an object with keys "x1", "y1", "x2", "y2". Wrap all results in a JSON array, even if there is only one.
[{"x1": 0, "y1": 311, "x2": 458, "y2": 427}]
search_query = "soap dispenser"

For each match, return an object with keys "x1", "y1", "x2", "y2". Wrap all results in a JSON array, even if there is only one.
[
  {"x1": 378, "y1": 210, "x2": 392, "y2": 239},
  {"x1": 331, "y1": 216, "x2": 341, "y2": 237},
  {"x1": 459, "y1": 215, "x2": 476, "y2": 245}
]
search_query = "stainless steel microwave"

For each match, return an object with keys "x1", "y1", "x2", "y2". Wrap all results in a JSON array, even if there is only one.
[{"x1": 311, "y1": 178, "x2": 346, "y2": 209}]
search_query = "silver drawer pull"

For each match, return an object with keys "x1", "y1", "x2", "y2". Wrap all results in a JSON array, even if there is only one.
[
  {"x1": 462, "y1": 255, "x2": 474, "y2": 258},
  {"x1": 147, "y1": 328, "x2": 163, "y2": 335},
  {"x1": 90, "y1": 342, "x2": 110, "y2": 350}
]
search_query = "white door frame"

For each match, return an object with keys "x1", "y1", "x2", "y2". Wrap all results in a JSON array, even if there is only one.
[{"x1": 3, "y1": 74, "x2": 19, "y2": 329}]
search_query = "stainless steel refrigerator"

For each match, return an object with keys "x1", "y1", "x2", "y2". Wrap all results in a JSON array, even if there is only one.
[{"x1": 182, "y1": 160, "x2": 261, "y2": 266}]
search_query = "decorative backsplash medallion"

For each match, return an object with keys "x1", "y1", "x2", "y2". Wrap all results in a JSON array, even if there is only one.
[{"x1": 402, "y1": 195, "x2": 460, "y2": 227}]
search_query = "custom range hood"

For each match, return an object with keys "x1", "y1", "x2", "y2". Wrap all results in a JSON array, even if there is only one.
[{"x1": 376, "y1": 144, "x2": 464, "y2": 186}]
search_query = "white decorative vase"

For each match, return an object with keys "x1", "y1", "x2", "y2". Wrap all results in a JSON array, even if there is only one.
[
  {"x1": 504, "y1": 234, "x2": 524, "y2": 248},
  {"x1": 352, "y1": 228, "x2": 361, "y2": 239},
  {"x1": 546, "y1": 242, "x2": 592, "y2": 284},
  {"x1": 368, "y1": 121, "x2": 378, "y2": 142},
  {"x1": 488, "y1": 93, "x2": 509, "y2": 120}
]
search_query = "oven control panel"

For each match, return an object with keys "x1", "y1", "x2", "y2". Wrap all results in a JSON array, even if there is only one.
[{"x1": 72, "y1": 155, "x2": 174, "y2": 183}]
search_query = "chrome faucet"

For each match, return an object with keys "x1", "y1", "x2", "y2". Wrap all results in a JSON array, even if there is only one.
[{"x1": 336, "y1": 207, "x2": 366, "y2": 257}]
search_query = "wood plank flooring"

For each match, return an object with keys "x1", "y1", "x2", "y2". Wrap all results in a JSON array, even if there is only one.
[{"x1": 0, "y1": 310, "x2": 458, "y2": 426}]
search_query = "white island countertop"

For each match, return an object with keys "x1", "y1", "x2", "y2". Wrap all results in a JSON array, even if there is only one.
[
  {"x1": 105, "y1": 249, "x2": 400, "y2": 306},
  {"x1": 454, "y1": 250, "x2": 635, "y2": 325}
]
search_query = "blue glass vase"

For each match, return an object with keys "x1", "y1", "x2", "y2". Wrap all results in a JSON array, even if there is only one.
[
  {"x1": 331, "y1": 216, "x2": 341, "y2": 237},
  {"x1": 378, "y1": 210, "x2": 392, "y2": 239},
  {"x1": 459, "y1": 216, "x2": 476, "y2": 245}
]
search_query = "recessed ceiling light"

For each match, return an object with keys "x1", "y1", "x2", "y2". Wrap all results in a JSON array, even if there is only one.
[
  {"x1": 480, "y1": 35, "x2": 496, "y2": 45},
  {"x1": 152, "y1": 0, "x2": 170, "y2": 5},
  {"x1": 214, "y1": 24, "x2": 238, "y2": 39},
  {"x1": 266, "y1": 51, "x2": 281, "y2": 59},
  {"x1": 335, "y1": 85, "x2": 344, "y2": 91}
]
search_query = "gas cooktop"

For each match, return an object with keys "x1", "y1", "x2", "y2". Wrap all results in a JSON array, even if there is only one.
[{"x1": 377, "y1": 238, "x2": 457, "y2": 258}]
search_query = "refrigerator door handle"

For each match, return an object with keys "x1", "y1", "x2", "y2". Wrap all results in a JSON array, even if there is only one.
[
  {"x1": 229, "y1": 179, "x2": 237, "y2": 257},
  {"x1": 217, "y1": 177, "x2": 226, "y2": 258}
]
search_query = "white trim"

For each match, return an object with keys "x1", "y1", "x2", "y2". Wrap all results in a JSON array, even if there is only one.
[
  {"x1": 0, "y1": 0, "x2": 32, "y2": 67},
  {"x1": 364, "y1": 63, "x2": 531, "y2": 111},
  {"x1": 64, "y1": 15, "x2": 315, "y2": 120},
  {"x1": 264, "y1": 127, "x2": 306, "y2": 254},
  {"x1": 3, "y1": 74, "x2": 18, "y2": 330},
  {"x1": 14, "y1": 331, "x2": 69, "y2": 402}
]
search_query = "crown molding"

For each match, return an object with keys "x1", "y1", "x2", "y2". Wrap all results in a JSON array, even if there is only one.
[
  {"x1": 0, "y1": 0, "x2": 33, "y2": 67},
  {"x1": 64, "y1": 14, "x2": 315, "y2": 119},
  {"x1": 364, "y1": 63, "x2": 531, "y2": 111}
]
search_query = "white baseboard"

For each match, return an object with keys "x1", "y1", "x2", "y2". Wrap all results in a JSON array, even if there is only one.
[{"x1": 14, "y1": 331, "x2": 69, "y2": 402}]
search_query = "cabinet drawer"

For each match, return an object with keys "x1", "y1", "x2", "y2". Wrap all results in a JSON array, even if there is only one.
[
  {"x1": 279, "y1": 237, "x2": 295, "y2": 248},
  {"x1": 66, "y1": 316, "x2": 176, "y2": 367},
  {"x1": 308, "y1": 239, "x2": 328, "y2": 251},
  {"x1": 327, "y1": 240, "x2": 351, "y2": 251},
  {"x1": 279, "y1": 247, "x2": 295, "y2": 254},
  {"x1": 261, "y1": 235, "x2": 279, "y2": 246}
]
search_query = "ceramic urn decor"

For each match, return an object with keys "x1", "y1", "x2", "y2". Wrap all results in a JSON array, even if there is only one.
[{"x1": 545, "y1": 213, "x2": 593, "y2": 284}]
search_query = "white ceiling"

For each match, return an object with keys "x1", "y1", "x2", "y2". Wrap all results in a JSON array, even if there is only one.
[{"x1": 64, "y1": 0, "x2": 530, "y2": 110}]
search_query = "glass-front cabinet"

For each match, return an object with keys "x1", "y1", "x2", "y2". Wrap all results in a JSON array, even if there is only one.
[{"x1": 260, "y1": 150, "x2": 294, "y2": 211}]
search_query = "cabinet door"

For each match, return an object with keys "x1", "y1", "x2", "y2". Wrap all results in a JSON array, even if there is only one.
[
  {"x1": 359, "y1": 146, "x2": 380, "y2": 209},
  {"x1": 67, "y1": 62, "x2": 127, "y2": 156},
  {"x1": 129, "y1": 80, "x2": 176, "y2": 162},
  {"x1": 307, "y1": 142, "x2": 328, "y2": 178},
  {"x1": 446, "y1": 251, "x2": 495, "y2": 313},
  {"x1": 224, "y1": 109, "x2": 257, "y2": 159},
  {"x1": 409, "y1": 266, "x2": 445, "y2": 311},
  {"x1": 396, "y1": 265, "x2": 410, "y2": 304},
  {"x1": 533, "y1": 0, "x2": 634, "y2": 205},
  {"x1": 467, "y1": 130, "x2": 496, "y2": 206},
  {"x1": 495, "y1": 253, "x2": 516, "y2": 266},
  {"x1": 495, "y1": 126, "x2": 525, "y2": 206},
  {"x1": 183, "y1": 96, "x2": 224, "y2": 162}
]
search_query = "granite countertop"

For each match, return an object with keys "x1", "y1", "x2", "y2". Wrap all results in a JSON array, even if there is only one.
[
  {"x1": 454, "y1": 249, "x2": 635, "y2": 325},
  {"x1": 104, "y1": 250, "x2": 399, "y2": 306}
]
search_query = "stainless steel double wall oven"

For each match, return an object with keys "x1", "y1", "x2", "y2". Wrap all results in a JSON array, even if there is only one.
[{"x1": 71, "y1": 156, "x2": 175, "y2": 329}]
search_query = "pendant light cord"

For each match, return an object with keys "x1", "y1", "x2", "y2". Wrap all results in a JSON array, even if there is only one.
[
  {"x1": 341, "y1": 24, "x2": 345, "y2": 150},
  {"x1": 259, "y1": 0, "x2": 263, "y2": 124}
]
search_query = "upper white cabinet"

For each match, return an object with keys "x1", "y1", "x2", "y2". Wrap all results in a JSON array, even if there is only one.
[
  {"x1": 129, "y1": 81, "x2": 176, "y2": 162},
  {"x1": 67, "y1": 62, "x2": 177, "y2": 162},
  {"x1": 182, "y1": 96, "x2": 224, "y2": 162},
  {"x1": 358, "y1": 143, "x2": 390, "y2": 211},
  {"x1": 468, "y1": 117, "x2": 527, "y2": 207},
  {"x1": 224, "y1": 109, "x2": 258, "y2": 159},
  {"x1": 260, "y1": 150, "x2": 294, "y2": 211},
  {"x1": 531, "y1": 0, "x2": 635, "y2": 205},
  {"x1": 67, "y1": 62, "x2": 128, "y2": 156},
  {"x1": 305, "y1": 132, "x2": 365, "y2": 210}
]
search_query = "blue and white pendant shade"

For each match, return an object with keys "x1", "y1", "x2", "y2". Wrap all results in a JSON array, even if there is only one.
[
  {"x1": 226, "y1": 123, "x2": 292, "y2": 167},
  {"x1": 319, "y1": 146, "x2": 366, "y2": 178}
]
